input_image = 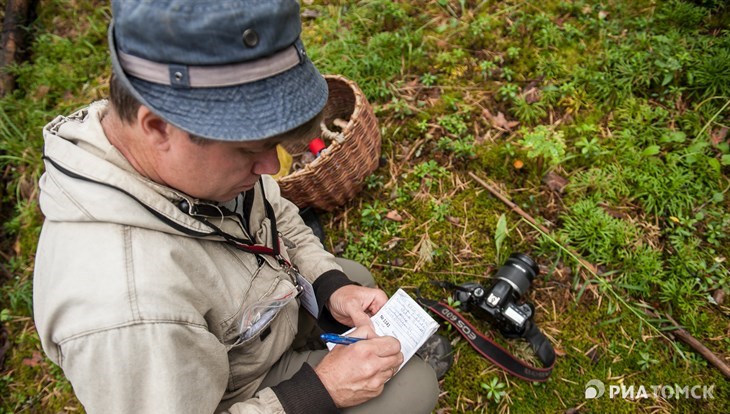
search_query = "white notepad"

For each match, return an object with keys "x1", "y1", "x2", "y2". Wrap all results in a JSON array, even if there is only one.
[{"x1": 328, "y1": 288, "x2": 440, "y2": 371}]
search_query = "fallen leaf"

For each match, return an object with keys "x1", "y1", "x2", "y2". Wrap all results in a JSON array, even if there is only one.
[
  {"x1": 600, "y1": 205, "x2": 627, "y2": 219},
  {"x1": 34, "y1": 85, "x2": 50, "y2": 100},
  {"x1": 384, "y1": 237, "x2": 402, "y2": 249},
  {"x1": 301, "y1": 9, "x2": 320, "y2": 19},
  {"x1": 483, "y1": 108, "x2": 519, "y2": 131},
  {"x1": 414, "y1": 233, "x2": 435, "y2": 270},
  {"x1": 523, "y1": 87, "x2": 541, "y2": 104},
  {"x1": 385, "y1": 210, "x2": 403, "y2": 222},
  {"x1": 446, "y1": 216, "x2": 460, "y2": 225},
  {"x1": 22, "y1": 351, "x2": 43, "y2": 367},
  {"x1": 333, "y1": 240, "x2": 346, "y2": 255},
  {"x1": 543, "y1": 171, "x2": 568, "y2": 193},
  {"x1": 712, "y1": 289, "x2": 725, "y2": 306},
  {"x1": 495, "y1": 112, "x2": 519, "y2": 131},
  {"x1": 710, "y1": 127, "x2": 728, "y2": 147}
]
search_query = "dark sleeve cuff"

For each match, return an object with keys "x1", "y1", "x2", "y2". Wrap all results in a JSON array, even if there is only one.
[
  {"x1": 312, "y1": 269, "x2": 358, "y2": 317},
  {"x1": 270, "y1": 363, "x2": 340, "y2": 414},
  {"x1": 313, "y1": 269, "x2": 360, "y2": 333}
]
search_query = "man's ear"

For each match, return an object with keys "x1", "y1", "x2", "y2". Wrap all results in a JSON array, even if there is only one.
[{"x1": 136, "y1": 106, "x2": 171, "y2": 150}]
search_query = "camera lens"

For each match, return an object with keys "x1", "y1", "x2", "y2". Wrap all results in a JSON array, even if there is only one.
[{"x1": 494, "y1": 253, "x2": 539, "y2": 297}]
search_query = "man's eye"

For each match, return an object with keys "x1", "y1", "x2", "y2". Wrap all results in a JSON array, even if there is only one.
[
  {"x1": 237, "y1": 139, "x2": 281, "y2": 154},
  {"x1": 240, "y1": 145, "x2": 275, "y2": 155}
]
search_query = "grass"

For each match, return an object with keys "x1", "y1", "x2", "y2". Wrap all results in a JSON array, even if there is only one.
[{"x1": 1, "y1": 0, "x2": 729, "y2": 412}]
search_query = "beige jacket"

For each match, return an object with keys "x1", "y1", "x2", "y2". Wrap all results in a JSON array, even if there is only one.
[{"x1": 33, "y1": 101, "x2": 344, "y2": 413}]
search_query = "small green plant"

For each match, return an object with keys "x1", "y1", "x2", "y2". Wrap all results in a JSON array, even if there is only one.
[
  {"x1": 479, "y1": 60, "x2": 497, "y2": 79},
  {"x1": 437, "y1": 113, "x2": 469, "y2": 136},
  {"x1": 511, "y1": 96, "x2": 547, "y2": 124},
  {"x1": 429, "y1": 199, "x2": 451, "y2": 222},
  {"x1": 498, "y1": 83, "x2": 520, "y2": 101},
  {"x1": 536, "y1": 21, "x2": 564, "y2": 48},
  {"x1": 500, "y1": 66, "x2": 515, "y2": 82},
  {"x1": 385, "y1": 97, "x2": 414, "y2": 119},
  {"x1": 494, "y1": 214, "x2": 508, "y2": 263},
  {"x1": 637, "y1": 351, "x2": 659, "y2": 371},
  {"x1": 658, "y1": 273, "x2": 707, "y2": 315},
  {"x1": 575, "y1": 136, "x2": 603, "y2": 159},
  {"x1": 412, "y1": 160, "x2": 450, "y2": 190},
  {"x1": 364, "y1": 174, "x2": 385, "y2": 191},
  {"x1": 0, "y1": 308, "x2": 11, "y2": 322},
  {"x1": 421, "y1": 72, "x2": 437, "y2": 87},
  {"x1": 518, "y1": 125, "x2": 567, "y2": 171},
  {"x1": 559, "y1": 199, "x2": 640, "y2": 266},
  {"x1": 571, "y1": 123, "x2": 603, "y2": 157},
  {"x1": 436, "y1": 135, "x2": 476, "y2": 159},
  {"x1": 360, "y1": 201, "x2": 387, "y2": 228},
  {"x1": 344, "y1": 231, "x2": 381, "y2": 265},
  {"x1": 480, "y1": 377, "x2": 507, "y2": 403},
  {"x1": 446, "y1": 295, "x2": 461, "y2": 309}
]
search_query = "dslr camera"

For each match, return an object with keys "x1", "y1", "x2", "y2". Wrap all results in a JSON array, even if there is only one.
[{"x1": 454, "y1": 253, "x2": 539, "y2": 338}]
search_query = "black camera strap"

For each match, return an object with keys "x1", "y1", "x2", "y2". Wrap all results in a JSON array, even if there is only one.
[{"x1": 415, "y1": 290, "x2": 555, "y2": 382}]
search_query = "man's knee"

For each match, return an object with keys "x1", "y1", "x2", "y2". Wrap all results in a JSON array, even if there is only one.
[
  {"x1": 393, "y1": 356, "x2": 440, "y2": 411},
  {"x1": 343, "y1": 356, "x2": 439, "y2": 414},
  {"x1": 335, "y1": 257, "x2": 375, "y2": 288}
]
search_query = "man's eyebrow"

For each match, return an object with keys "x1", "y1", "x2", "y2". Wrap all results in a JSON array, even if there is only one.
[{"x1": 237, "y1": 140, "x2": 281, "y2": 151}]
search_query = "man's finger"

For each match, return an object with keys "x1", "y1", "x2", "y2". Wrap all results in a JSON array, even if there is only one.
[
  {"x1": 369, "y1": 336, "x2": 401, "y2": 357},
  {"x1": 349, "y1": 309, "x2": 374, "y2": 328}
]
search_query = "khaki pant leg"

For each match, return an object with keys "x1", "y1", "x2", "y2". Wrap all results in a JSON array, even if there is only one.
[
  {"x1": 259, "y1": 349, "x2": 439, "y2": 414},
  {"x1": 335, "y1": 257, "x2": 376, "y2": 288},
  {"x1": 342, "y1": 356, "x2": 438, "y2": 414}
]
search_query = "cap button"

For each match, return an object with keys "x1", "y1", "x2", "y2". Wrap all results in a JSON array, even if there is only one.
[{"x1": 242, "y1": 29, "x2": 259, "y2": 47}]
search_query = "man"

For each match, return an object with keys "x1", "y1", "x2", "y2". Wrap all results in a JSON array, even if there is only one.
[{"x1": 32, "y1": 1, "x2": 446, "y2": 413}]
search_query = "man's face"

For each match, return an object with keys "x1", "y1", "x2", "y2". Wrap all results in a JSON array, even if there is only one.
[{"x1": 157, "y1": 128, "x2": 300, "y2": 202}]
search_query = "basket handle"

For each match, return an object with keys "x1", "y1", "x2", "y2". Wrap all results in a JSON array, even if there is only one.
[{"x1": 320, "y1": 120, "x2": 346, "y2": 144}]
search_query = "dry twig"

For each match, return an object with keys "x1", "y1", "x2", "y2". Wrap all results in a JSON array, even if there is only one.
[
  {"x1": 468, "y1": 172, "x2": 598, "y2": 275},
  {"x1": 645, "y1": 309, "x2": 730, "y2": 380}
]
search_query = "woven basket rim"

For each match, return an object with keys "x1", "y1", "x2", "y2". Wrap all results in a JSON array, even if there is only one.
[{"x1": 277, "y1": 75, "x2": 365, "y2": 182}]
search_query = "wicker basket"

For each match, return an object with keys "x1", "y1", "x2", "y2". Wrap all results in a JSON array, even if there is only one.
[{"x1": 277, "y1": 75, "x2": 381, "y2": 211}]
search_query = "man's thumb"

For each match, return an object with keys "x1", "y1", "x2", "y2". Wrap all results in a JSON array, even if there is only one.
[{"x1": 350, "y1": 310, "x2": 373, "y2": 328}]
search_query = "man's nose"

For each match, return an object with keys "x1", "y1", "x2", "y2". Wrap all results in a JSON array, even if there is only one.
[{"x1": 252, "y1": 146, "x2": 281, "y2": 176}]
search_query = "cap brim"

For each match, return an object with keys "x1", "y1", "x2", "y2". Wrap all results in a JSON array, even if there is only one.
[{"x1": 109, "y1": 23, "x2": 328, "y2": 141}]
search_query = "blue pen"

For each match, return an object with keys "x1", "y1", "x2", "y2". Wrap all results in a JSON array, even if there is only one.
[{"x1": 320, "y1": 333, "x2": 365, "y2": 345}]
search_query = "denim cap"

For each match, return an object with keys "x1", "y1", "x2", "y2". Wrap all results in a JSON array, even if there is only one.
[{"x1": 108, "y1": 0, "x2": 328, "y2": 141}]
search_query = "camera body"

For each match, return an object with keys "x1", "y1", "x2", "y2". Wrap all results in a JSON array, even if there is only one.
[{"x1": 454, "y1": 253, "x2": 539, "y2": 338}]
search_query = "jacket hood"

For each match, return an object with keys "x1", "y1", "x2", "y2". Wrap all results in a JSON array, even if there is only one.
[{"x1": 40, "y1": 100, "x2": 217, "y2": 237}]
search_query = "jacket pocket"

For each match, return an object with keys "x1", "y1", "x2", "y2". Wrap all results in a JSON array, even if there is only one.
[{"x1": 224, "y1": 276, "x2": 299, "y2": 393}]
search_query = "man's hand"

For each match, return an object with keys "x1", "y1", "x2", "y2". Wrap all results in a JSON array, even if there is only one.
[
  {"x1": 315, "y1": 326, "x2": 404, "y2": 408},
  {"x1": 327, "y1": 285, "x2": 388, "y2": 328}
]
